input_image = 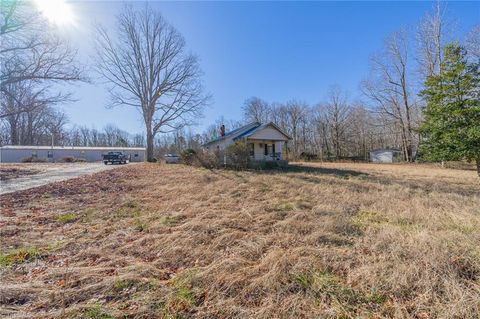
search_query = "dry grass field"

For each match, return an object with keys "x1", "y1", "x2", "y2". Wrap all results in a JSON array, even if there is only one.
[{"x1": 1, "y1": 162, "x2": 479, "y2": 318}]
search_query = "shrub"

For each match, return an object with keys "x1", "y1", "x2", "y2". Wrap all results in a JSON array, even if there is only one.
[
  {"x1": 0, "y1": 247, "x2": 40, "y2": 268},
  {"x1": 73, "y1": 158, "x2": 87, "y2": 163},
  {"x1": 62, "y1": 156, "x2": 75, "y2": 163},
  {"x1": 225, "y1": 142, "x2": 250, "y2": 170},
  {"x1": 55, "y1": 213, "x2": 78, "y2": 224},
  {"x1": 185, "y1": 150, "x2": 220, "y2": 169},
  {"x1": 21, "y1": 157, "x2": 47, "y2": 163},
  {"x1": 180, "y1": 148, "x2": 197, "y2": 165}
]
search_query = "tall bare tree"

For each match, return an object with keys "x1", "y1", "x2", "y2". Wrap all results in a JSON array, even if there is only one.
[
  {"x1": 282, "y1": 100, "x2": 307, "y2": 158},
  {"x1": 94, "y1": 5, "x2": 209, "y2": 161},
  {"x1": 0, "y1": 0, "x2": 83, "y2": 140},
  {"x1": 324, "y1": 85, "x2": 352, "y2": 158},
  {"x1": 242, "y1": 97, "x2": 271, "y2": 123},
  {"x1": 362, "y1": 29, "x2": 418, "y2": 161},
  {"x1": 416, "y1": 1, "x2": 452, "y2": 77},
  {"x1": 0, "y1": 0, "x2": 83, "y2": 92}
]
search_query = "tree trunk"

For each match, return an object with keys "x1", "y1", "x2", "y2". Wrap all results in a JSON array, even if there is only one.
[{"x1": 146, "y1": 130, "x2": 155, "y2": 162}]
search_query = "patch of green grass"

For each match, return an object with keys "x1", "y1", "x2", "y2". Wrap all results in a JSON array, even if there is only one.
[
  {"x1": 258, "y1": 183, "x2": 272, "y2": 193},
  {"x1": 293, "y1": 270, "x2": 385, "y2": 309},
  {"x1": 352, "y1": 211, "x2": 423, "y2": 233},
  {"x1": 134, "y1": 218, "x2": 148, "y2": 232},
  {"x1": 394, "y1": 217, "x2": 422, "y2": 231},
  {"x1": 113, "y1": 278, "x2": 139, "y2": 292},
  {"x1": 451, "y1": 223, "x2": 476, "y2": 234},
  {"x1": 42, "y1": 192, "x2": 52, "y2": 199},
  {"x1": 114, "y1": 200, "x2": 143, "y2": 219},
  {"x1": 159, "y1": 215, "x2": 182, "y2": 227},
  {"x1": 0, "y1": 247, "x2": 40, "y2": 268},
  {"x1": 270, "y1": 202, "x2": 295, "y2": 212},
  {"x1": 166, "y1": 270, "x2": 197, "y2": 312},
  {"x1": 351, "y1": 210, "x2": 389, "y2": 227},
  {"x1": 295, "y1": 270, "x2": 338, "y2": 292},
  {"x1": 68, "y1": 305, "x2": 114, "y2": 319},
  {"x1": 55, "y1": 213, "x2": 78, "y2": 224}
]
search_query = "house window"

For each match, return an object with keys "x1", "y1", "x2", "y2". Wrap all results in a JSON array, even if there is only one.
[
  {"x1": 32, "y1": 151, "x2": 37, "y2": 158},
  {"x1": 134, "y1": 153, "x2": 138, "y2": 157},
  {"x1": 264, "y1": 144, "x2": 268, "y2": 156},
  {"x1": 47, "y1": 151, "x2": 53, "y2": 158},
  {"x1": 248, "y1": 143, "x2": 254, "y2": 157},
  {"x1": 272, "y1": 143, "x2": 275, "y2": 155}
]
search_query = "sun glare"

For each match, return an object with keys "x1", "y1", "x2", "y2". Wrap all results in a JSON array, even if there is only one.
[{"x1": 34, "y1": 0, "x2": 76, "y2": 26}]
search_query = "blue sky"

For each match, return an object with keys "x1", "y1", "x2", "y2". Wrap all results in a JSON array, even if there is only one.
[{"x1": 59, "y1": 1, "x2": 479, "y2": 134}]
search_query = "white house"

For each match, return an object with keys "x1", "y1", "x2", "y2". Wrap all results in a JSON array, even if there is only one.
[{"x1": 203, "y1": 122, "x2": 292, "y2": 162}]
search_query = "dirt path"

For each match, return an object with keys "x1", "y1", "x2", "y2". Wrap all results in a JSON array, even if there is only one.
[{"x1": 0, "y1": 163, "x2": 124, "y2": 195}]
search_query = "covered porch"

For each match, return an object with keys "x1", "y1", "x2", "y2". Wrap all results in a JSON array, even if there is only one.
[{"x1": 246, "y1": 139, "x2": 286, "y2": 161}]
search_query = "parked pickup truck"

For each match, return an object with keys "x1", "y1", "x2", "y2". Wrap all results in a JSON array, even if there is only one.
[{"x1": 103, "y1": 152, "x2": 129, "y2": 165}]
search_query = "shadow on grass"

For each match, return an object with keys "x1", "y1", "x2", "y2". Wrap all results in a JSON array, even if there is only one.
[{"x1": 258, "y1": 164, "x2": 369, "y2": 178}]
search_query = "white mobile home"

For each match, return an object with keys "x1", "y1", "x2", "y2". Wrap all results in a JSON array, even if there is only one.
[
  {"x1": 203, "y1": 122, "x2": 291, "y2": 162},
  {"x1": 0, "y1": 146, "x2": 146, "y2": 163}
]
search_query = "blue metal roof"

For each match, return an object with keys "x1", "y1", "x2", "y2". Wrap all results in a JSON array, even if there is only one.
[
  {"x1": 203, "y1": 122, "x2": 260, "y2": 145},
  {"x1": 203, "y1": 121, "x2": 292, "y2": 146}
]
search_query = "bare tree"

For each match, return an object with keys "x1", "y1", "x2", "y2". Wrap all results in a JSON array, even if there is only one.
[
  {"x1": 465, "y1": 25, "x2": 480, "y2": 59},
  {"x1": 242, "y1": 97, "x2": 271, "y2": 123},
  {"x1": 282, "y1": 100, "x2": 308, "y2": 159},
  {"x1": 362, "y1": 29, "x2": 418, "y2": 161},
  {"x1": 416, "y1": 1, "x2": 452, "y2": 77},
  {"x1": 0, "y1": 1, "x2": 83, "y2": 90},
  {"x1": 324, "y1": 85, "x2": 352, "y2": 158},
  {"x1": 94, "y1": 5, "x2": 209, "y2": 161},
  {"x1": 0, "y1": 0, "x2": 83, "y2": 126}
]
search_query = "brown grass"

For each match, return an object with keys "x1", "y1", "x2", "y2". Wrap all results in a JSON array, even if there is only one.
[{"x1": 0, "y1": 162, "x2": 479, "y2": 318}]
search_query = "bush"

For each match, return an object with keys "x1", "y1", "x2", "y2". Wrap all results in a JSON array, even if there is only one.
[
  {"x1": 182, "y1": 149, "x2": 220, "y2": 169},
  {"x1": 59, "y1": 157, "x2": 86, "y2": 163},
  {"x1": 21, "y1": 157, "x2": 47, "y2": 163},
  {"x1": 195, "y1": 150, "x2": 220, "y2": 169},
  {"x1": 180, "y1": 149, "x2": 197, "y2": 165},
  {"x1": 225, "y1": 142, "x2": 250, "y2": 170},
  {"x1": 62, "y1": 156, "x2": 75, "y2": 163}
]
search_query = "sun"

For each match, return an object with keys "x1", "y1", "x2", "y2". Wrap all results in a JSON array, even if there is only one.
[{"x1": 34, "y1": 0, "x2": 75, "y2": 26}]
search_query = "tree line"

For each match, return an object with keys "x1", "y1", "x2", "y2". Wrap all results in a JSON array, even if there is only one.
[
  {"x1": 219, "y1": 3, "x2": 479, "y2": 165},
  {"x1": 1, "y1": 1, "x2": 209, "y2": 161},
  {"x1": 1, "y1": 1, "x2": 478, "y2": 169}
]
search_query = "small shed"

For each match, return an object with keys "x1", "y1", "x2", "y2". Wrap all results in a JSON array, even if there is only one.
[
  {"x1": 0, "y1": 145, "x2": 146, "y2": 163},
  {"x1": 369, "y1": 149, "x2": 402, "y2": 163}
]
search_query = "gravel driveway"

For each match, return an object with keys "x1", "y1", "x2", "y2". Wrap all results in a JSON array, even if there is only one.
[{"x1": 0, "y1": 163, "x2": 124, "y2": 195}]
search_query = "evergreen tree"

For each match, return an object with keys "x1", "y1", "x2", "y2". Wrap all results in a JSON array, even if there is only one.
[{"x1": 420, "y1": 44, "x2": 480, "y2": 176}]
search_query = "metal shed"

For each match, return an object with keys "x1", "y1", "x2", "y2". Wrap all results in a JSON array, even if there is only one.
[
  {"x1": 0, "y1": 146, "x2": 146, "y2": 163},
  {"x1": 369, "y1": 149, "x2": 402, "y2": 163}
]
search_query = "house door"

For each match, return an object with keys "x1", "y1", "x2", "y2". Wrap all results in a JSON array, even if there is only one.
[{"x1": 264, "y1": 143, "x2": 276, "y2": 159}]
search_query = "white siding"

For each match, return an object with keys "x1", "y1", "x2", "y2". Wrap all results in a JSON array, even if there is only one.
[
  {"x1": 0, "y1": 147, "x2": 145, "y2": 163},
  {"x1": 248, "y1": 126, "x2": 288, "y2": 141},
  {"x1": 370, "y1": 150, "x2": 393, "y2": 163}
]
